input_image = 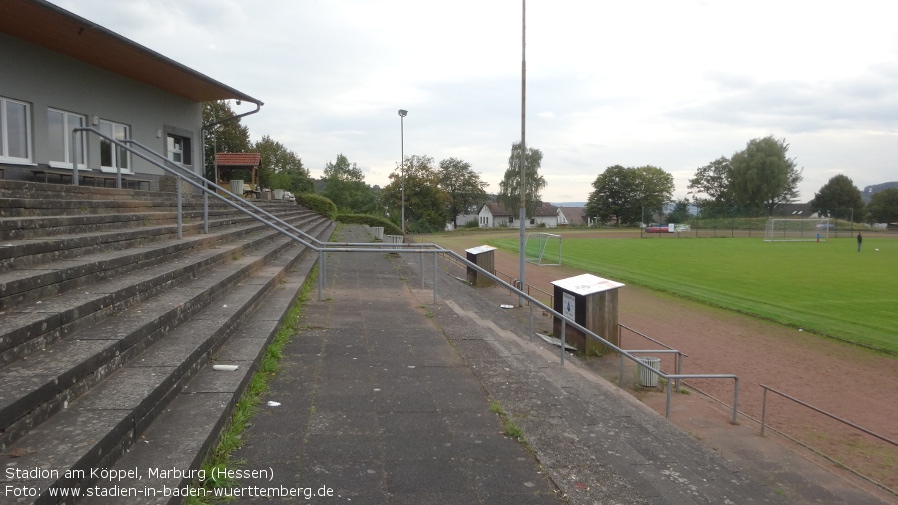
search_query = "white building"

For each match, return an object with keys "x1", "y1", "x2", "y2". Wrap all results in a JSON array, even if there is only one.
[{"x1": 478, "y1": 202, "x2": 558, "y2": 228}]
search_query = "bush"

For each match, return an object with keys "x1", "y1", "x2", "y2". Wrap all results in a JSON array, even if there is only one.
[
  {"x1": 335, "y1": 214, "x2": 402, "y2": 236},
  {"x1": 297, "y1": 193, "x2": 337, "y2": 219},
  {"x1": 463, "y1": 220, "x2": 480, "y2": 228}
]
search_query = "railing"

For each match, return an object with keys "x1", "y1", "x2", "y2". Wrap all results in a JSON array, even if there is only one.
[
  {"x1": 760, "y1": 384, "x2": 897, "y2": 445},
  {"x1": 65, "y1": 127, "x2": 737, "y2": 422},
  {"x1": 618, "y1": 324, "x2": 688, "y2": 390},
  {"x1": 759, "y1": 384, "x2": 898, "y2": 497}
]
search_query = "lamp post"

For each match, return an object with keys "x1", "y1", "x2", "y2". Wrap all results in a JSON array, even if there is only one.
[{"x1": 398, "y1": 109, "x2": 408, "y2": 234}]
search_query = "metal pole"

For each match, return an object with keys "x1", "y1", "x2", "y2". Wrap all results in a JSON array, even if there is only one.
[
  {"x1": 666, "y1": 379, "x2": 672, "y2": 418},
  {"x1": 399, "y1": 110, "x2": 406, "y2": 235},
  {"x1": 71, "y1": 129, "x2": 80, "y2": 186},
  {"x1": 420, "y1": 252, "x2": 424, "y2": 290},
  {"x1": 432, "y1": 251, "x2": 438, "y2": 304},
  {"x1": 560, "y1": 318, "x2": 565, "y2": 366},
  {"x1": 518, "y1": 0, "x2": 527, "y2": 307},
  {"x1": 675, "y1": 353, "x2": 682, "y2": 391},
  {"x1": 732, "y1": 378, "x2": 739, "y2": 424},
  {"x1": 761, "y1": 386, "x2": 767, "y2": 435},
  {"x1": 529, "y1": 304, "x2": 533, "y2": 342},
  {"x1": 176, "y1": 181, "x2": 183, "y2": 239},
  {"x1": 317, "y1": 250, "x2": 324, "y2": 301}
]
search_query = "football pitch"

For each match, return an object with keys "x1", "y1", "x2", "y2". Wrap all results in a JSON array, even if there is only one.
[{"x1": 488, "y1": 232, "x2": 898, "y2": 355}]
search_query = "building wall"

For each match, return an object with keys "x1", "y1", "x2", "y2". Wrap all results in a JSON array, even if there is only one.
[{"x1": 0, "y1": 33, "x2": 202, "y2": 184}]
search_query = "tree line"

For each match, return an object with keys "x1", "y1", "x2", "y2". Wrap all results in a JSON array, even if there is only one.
[{"x1": 206, "y1": 102, "x2": 898, "y2": 231}]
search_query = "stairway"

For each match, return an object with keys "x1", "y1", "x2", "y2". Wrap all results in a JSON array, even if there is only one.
[{"x1": 0, "y1": 180, "x2": 333, "y2": 504}]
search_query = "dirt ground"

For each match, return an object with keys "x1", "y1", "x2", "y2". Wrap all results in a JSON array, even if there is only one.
[{"x1": 430, "y1": 231, "x2": 898, "y2": 499}]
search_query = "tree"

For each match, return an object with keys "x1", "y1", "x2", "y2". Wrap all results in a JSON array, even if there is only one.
[
  {"x1": 498, "y1": 142, "x2": 547, "y2": 218},
  {"x1": 322, "y1": 154, "x2": 377, "y2": 213},
  {"x1": 254, "y1": 135, "x2": 312, "y2": 193},
  {"x1": 202, "y1": 101, "x2": 251, "y2": 180},
  {"x1": 808, "y1": 174, "x2": 866, "y2": 222},
  {"x1": 667, "y1": 198, "x2": 692, "y2": 224},
  {"x1": 438, "y1": 157, "x2": 488, "y2": 228},
  {"x1": 585, "y1": 165, "x2": 674, "y2": 226},
  {"x1": 729, "y1": 136, "x2": 803, "y2": 213},
  {"x1": 688, "y1": 156, "x2": 734, "y2": 212},
  {"x1": 381, "y1": 155, "x2": 447, "y2": 232},
  {"x1": 867, "y1": 187, "x2": 898, "y2": 224}
]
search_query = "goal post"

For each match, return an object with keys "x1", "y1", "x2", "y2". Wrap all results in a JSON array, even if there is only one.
[
  {"x1": 524, "y1": 232, "x2": 562, "y2": 265},
  {"x1": 764, "y1": 218, "x2": 830, "y2": 242}
]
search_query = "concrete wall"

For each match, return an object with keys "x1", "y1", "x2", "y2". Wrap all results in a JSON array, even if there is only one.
[{"x1": 0, "y1": 32, "x2": 202, "y2": 183}]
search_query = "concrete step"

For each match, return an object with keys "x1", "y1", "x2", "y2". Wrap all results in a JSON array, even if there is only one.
[
  {"x1": 0, "y1": 213, "x2": 330, "y2": 442},
  {"x1": 0, "y1": 211, "x2": 319, "y2": 309},
  {"x1": 0, "y1": 211, "x2": 327, "y2": 366},
  {"x1": 0, "y1": 207, "x2": 313, "y2": 268},
  {"x1": 0, "y1": 219, "x2": 333, "y2": 504}
]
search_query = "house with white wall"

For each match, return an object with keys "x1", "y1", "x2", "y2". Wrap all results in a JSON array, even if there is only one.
[
  {"x1": 0, "y1": 0, "x2": 261, "y2": 190},
  {"x1": 478, "y1": 202, "x2": 558, "y2": 228}
]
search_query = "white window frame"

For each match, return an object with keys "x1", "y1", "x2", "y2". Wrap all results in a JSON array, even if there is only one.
[
  {"x1": 99, "y1": 119, "x2": 132, "y2": 173},
  {"x1": 48, "y1": 108, "x2": 87, "y2": 169},
  {"x1": 0, "y1": 96, "x2": 33, "y2": 164}
]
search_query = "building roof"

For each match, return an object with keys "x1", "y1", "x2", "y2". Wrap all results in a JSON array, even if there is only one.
[
  {"x1": 484, "y1": 202, "x2": 558, "y2": 217},
  {"x1": 0, "y1": 0, "x2": 262, "y2": 105},
  {"x1": 216, "y1": 152, "x2": 262, "y2": 166},
  {"x1": 558, "y1": 206, "x2": 586, "y2": 226}
]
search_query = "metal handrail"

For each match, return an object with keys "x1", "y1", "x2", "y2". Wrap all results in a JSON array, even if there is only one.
[
  {"x1": 619, "y1": 324, "x2": 688, "y2": 391},
  {"x1": 760, "y1": 384, "x2": 897, "y2": 446}
]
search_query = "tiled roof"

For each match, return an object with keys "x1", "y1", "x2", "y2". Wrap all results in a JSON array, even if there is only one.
[
  {"x1": 216, "y1": 152, "x2": 262, "y2": 166},
  {"x1": 484, "y1": 201, "x2": 557, "y2": 217},
  {"x1": 559, "y1": 206, "x2": 586, "y2": 225}
]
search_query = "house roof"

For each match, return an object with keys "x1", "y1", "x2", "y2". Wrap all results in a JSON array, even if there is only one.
[
  {"x1": 0, "y1": 0, "x2": 262, "y2": 105},
  {"x1": 558, "y1": 206, "x2": 586, "y2": 225},
  {"x1": 484, "y1": 202, "x2": 557, "y2": 217},
  {"x1": 216, "y1": 153, "x2": 262, "y2": 166}
]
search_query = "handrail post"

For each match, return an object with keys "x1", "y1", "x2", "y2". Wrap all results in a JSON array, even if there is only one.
[
  {"x1": 675, "y1": 352, "x2": 682, "y2": 391},
  {"x1": 203, "y1": 181, "x2": 209, "y2": 234},
  {"x1": 432, "y1": 251, "x2": 438, "y2": 304},
  {"x1": 666, "y1": 377, "x2": 672, "y2": 418},
  {"x1": 760, "y1": 386, "x2": 767, "y2": 435},
  {"x1": 317, "y1": 250, "x2": 324, "y2": 301},
  {"x1": 560, "y1": 318, "x2": 566, "y2": 366},
  {"x1": 529, "y1": 304, "x2": 533, "y2": 342},
  {"x1": 619, "y1": 353, "x2": 625, "y2": 386},
  {"x1": 420, "y1": 251, "x2": 424, "y2": 290},
  {"x1": 70, "y1": 129, "x2": 80, "y2": 186},
  {"x1": 732, "y1": 377, "x2": 739, "y2": 424},
  {"x1": 176, "y1": 181, "x2": 183, "y2": 239}
]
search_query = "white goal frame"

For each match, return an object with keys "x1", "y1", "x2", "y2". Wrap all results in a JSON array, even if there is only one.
[
  {"x1": 764, "y1": 218, "x2": 830, "y2": 242},
  {"x1": 524, "y1": 232, "x2": 562, "y2": 265}
]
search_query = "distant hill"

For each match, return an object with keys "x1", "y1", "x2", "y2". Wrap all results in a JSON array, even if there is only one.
[
  {"x1": 862, "y1": 181, "x2": 898, "y2": 203},
  {"x1": 551, "y1": 202, "x2": 586, "y2": 207}
]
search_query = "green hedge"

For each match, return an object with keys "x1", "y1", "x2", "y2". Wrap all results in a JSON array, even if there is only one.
[
  {"x1": 335, "y1": 214, "x2": 402, "y2": 236},
  {"x1": 297, "y1": 193, "x2": 337, "y2": 219}
]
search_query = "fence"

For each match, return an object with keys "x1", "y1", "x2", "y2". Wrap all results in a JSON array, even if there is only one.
[{"x1": 639, "y1": 205, "x2": 867, "y2": 239}]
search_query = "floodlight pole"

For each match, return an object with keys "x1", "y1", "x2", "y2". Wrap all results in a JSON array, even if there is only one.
[
  {"x1": 398, "y1": 109, "x2": 407, "y2": 234},
  {"x1": 518, "y1": 0, "x2": 527, "y2": 306}
]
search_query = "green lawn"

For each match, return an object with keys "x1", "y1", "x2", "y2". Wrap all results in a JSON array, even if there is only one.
[{"x1": 488, "y1": 233, "x2": 898, "y2": 354}]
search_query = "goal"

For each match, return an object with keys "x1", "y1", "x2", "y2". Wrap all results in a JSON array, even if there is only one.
[
  {"x1": 524, "y1": 232, "x2": 562, "y2": 265},
  {"x1": 764, "y1": 218, "x2": 830, "y2": 242}
]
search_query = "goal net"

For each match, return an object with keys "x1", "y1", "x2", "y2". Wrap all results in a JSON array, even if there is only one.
[
  {"x1": 764, "y1": 218, "x2": 830, "y2": 242},
  {"x1": 524, "y1": 232, "x2": 562, "y2": 265}
]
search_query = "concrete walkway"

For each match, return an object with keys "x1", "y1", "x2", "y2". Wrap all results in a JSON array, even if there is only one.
[{"x1": 231, "y1": 225, "x2": 794, "y2": 504}]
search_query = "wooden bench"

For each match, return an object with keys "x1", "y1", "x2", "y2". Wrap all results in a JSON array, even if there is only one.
[{"x1": 31, "y1": 168, "x2": 151, "y2": 190}]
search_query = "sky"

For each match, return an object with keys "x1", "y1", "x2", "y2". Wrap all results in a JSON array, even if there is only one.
[{"x1": 52, "y1": 0, "x2": 898, "y2": 203}]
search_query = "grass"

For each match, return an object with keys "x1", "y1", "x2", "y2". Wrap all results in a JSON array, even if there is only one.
[
  {"x1": 186, "y1": 268, "x2": 316, "y2": 503},
  {"x1": 483, "y1": 231, "x2": 898, "y2": 355},
  {"x1": 490, "y1": 400, "x2": 525, "y2": 441}
]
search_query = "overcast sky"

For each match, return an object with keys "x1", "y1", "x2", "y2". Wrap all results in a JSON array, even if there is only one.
[{"x1": 53, "y1": 0, "x2": 898, "y2": 203}]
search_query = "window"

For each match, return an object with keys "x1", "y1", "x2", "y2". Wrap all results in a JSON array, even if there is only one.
[
  {"x1": 99, "y1": 120, "x2": 131, "y2": 173},
  {"x1": 0, "y1": 96, "x2": 32, "y2": 163},
  {"x1": 48, "y1": 108, "x2": 86, "y2": 169},
  {"x1": 166, "y1": 134, "x2": 191, "y2": 165}
]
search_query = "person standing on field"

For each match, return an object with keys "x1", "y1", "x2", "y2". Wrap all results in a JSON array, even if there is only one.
[{"x1": 857, "y1": 232, "x2": 862, "y2": 252}]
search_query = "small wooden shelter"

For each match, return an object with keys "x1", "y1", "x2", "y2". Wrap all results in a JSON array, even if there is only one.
[{"x1": 215, "y1": 152, "x2": 261, "y2": 196}]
